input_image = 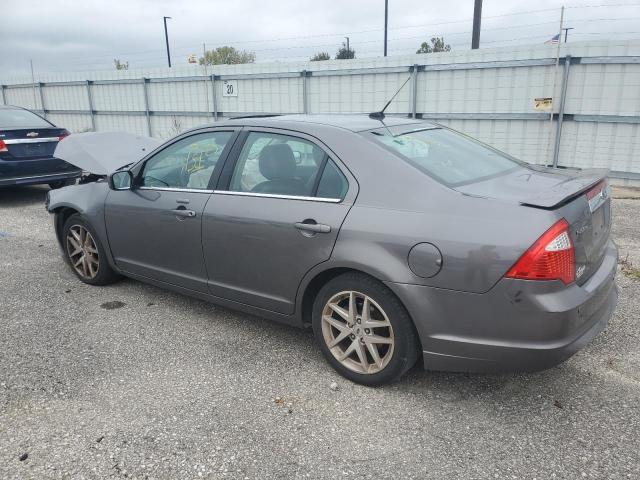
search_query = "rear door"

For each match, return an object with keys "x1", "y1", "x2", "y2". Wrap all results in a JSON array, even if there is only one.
[
  {"x1": 105, "y1": 129, "x2": 238, "y2": 292},
  {"x1": 202, "y1": 128, "x2": 356, "y2": 314}
]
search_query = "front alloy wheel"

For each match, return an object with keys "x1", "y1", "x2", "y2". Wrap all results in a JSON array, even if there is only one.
[
  {"x1": 66, "y1": 225, "x2": 100, "y2": 279},
  {"x1": 61, "y1": 213, "x2": 120, "y2": 286}
]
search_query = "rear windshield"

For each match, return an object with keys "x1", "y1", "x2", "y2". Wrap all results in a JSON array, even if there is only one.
[
  {"x1": 369, "y1": 127, "x2": 521, "y2": 187},
  {"x1": 0, "y1": 108, "x2": 51, "y2": 129}
]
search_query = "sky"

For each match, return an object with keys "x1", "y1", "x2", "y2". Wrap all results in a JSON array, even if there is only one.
[{"x1": 2, "y1": 0, "x2": 640, "y2": 76}]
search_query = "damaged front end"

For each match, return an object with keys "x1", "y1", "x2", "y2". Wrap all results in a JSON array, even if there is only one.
[{"x1": 54, "y1": 131, "x2": 161, "y2": 182}]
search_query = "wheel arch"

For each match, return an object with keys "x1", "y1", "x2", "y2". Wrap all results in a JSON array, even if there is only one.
[
  {"x1": 52, "y1": 206, "x2": 81, "y2": 247},
  {"x1": 296, "y1": 262, "x2": 420, "y2": 343}
]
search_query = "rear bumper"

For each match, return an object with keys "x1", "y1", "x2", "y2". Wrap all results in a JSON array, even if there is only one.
[
  {"x1": 0, "y1": 156, "x2": 81, "y2": 187},
  {"x1": 387, "y1": 240, "x2": 618, "y2": 373},
  {"x1": 0, "y1": 170, "x2": 81, "y2": 187}
]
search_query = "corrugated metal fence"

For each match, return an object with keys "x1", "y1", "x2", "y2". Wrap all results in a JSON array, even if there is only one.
[{"x1": 2, "y1": 40, "x2": 639, "y2": 179}]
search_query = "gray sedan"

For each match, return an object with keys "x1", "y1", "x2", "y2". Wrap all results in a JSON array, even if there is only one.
[{"x1": 46, "y1": 115, "x2": 618, "y2": 385}]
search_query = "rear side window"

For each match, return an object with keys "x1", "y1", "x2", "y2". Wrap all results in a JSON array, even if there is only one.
[
  {"x1": 317, "y1": 160, "x2": 348, "y2": 200},
  {"x1": 370, "y1": 127, "x2": 520, "y2": 187},
  {"x1": 0, "y1": 108, "x2": 51, "y2": 128},
  {"x1": 229, "y1": 132, "x2": 327, "y2": 198}
]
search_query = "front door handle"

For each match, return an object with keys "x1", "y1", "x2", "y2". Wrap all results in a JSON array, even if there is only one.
[
  {"x1": 294, "y1": 221, "x2": 331, "y2": 234},
  {"x1": 171, "y1": 209, "x2": 196, "y2": 218}
]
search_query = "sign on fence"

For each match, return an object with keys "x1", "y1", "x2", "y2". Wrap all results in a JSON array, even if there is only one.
[
  {"x1": 222, "y1": 80, "x2": 238, "y2": 97},
  {"x1": 534, "y1": 97, "x2": 553, "y2": 111}
]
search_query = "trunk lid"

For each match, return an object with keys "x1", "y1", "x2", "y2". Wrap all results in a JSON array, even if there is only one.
[
  {"x1": 456, "y1": 166, "x2": 611, "y2": 285},
  {"x1": 0, "y1": 128, "x2": 67, "y2": 159},
  {"x1": 560, "y1": 179, "x2": 612, "y2": 285}
]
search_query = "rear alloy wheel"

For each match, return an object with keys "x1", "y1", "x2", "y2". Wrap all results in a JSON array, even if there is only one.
[
  {"x1": 312, "y1": 272, "x2": 419, "y2": 386},
  {"x1": 321, "y1": 291, "x2": 394, "y2": 375},
  {"x1": 62, "y1": 214, "x2": 121, "y2": 285}
]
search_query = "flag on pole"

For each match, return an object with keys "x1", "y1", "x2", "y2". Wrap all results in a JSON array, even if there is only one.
[{"x1": 545, "y1": 33, "x2": 560, "y2": 44}]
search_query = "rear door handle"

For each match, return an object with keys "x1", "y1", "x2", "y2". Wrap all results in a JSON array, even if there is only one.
[
  {"x1": 171, "y1": 209, "x2": 196, "y2": 218},
  {"x1": 294, "y1": 222, "x2": 331, "y2": 234}
]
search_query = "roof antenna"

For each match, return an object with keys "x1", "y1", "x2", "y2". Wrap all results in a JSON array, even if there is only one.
[{"x1": 369, "y1": 75, "x2": 412, "y2": 120}]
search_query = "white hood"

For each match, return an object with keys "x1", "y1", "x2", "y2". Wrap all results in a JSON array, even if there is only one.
[{"x1": 54, "y1": 132, "x2": 162, "y2": 175}]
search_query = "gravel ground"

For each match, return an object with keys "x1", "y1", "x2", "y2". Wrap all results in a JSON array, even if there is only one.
[{"x1": 1, "y1": 185, "x2": 639, "y2": 479}]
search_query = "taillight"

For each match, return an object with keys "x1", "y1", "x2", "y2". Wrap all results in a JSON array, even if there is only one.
[
  {"x1": 0, "y1": 140, "x2": 7, "y2": 152},
  {"x1": 586, "y1": 180, "x2": 606, "y2": 201},
  {"x1": 586, "y1": 179, "x2": 608, "y2": 213},
  {"x1": 58, "y1": 131, "x2": 70, "y2": 141},
  {"x1": 505, "y1": 218, "x2": 575, "y2": 285}
]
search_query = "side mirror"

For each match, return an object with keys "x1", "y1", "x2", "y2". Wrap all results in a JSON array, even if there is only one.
[{"x1": 108, "y1": 170, "x2": 133, "y2": 190}]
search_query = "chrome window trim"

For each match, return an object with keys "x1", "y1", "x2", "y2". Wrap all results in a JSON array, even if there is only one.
[
  {"x1": 213, "y1": 190, "x2": 342, "y2": 203},
  {"x1": 138, "y1": 186, "x2": 213, "y2": 194},
  {"x1": 3, "y1": 137, "x2": 59, "y2": 144}
]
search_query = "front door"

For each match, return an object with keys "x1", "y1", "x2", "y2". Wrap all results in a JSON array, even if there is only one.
[
  {"x1": 203, "y1": 129, "x2": 355, "y2": 314},
  {"x1": 105, "y1": 130, "x2": 237, "y2": 292}
]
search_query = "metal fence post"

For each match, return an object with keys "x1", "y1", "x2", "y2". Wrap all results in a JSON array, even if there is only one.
[
  {"x1": 142, "y1": 78, "x2": 152, "y2": 136},
  {"x1": 0, "y1": 85, "x2": 6, "y2": 105},
  {"x1": 552, "y1": 55, "x2": 571, "y2": 168},
  {"x1": 211, "y1": 74, "x2": 218, "y2": 121},
  {"x1": 301, "y1": 70, "x2": 309, "y2": 114},
  {"x1": 411, "y1": 64, "x2": 418, "y2": 118},
  {"x1": 86, "y1": 80, "x2": 96, "y2": 131},
  {"x1": 38, "y1": 82, "x2": 47, "y2": 118}
]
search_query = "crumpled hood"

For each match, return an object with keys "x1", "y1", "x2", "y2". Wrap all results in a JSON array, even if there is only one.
[{"x1": 54, "y1": 132, "x2": 162, "y2": 175}]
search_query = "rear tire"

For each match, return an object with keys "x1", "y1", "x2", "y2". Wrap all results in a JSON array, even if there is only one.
[
  {"x1": 312, "y1": 272, "x2": 420, "y2": 386},
  {"x1": 62, "y1": 214, "x2": 121, "y2": 286}
]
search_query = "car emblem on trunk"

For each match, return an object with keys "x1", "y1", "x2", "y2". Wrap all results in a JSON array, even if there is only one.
[{"x1": 26, "y1": 132, "x2": 39, "y2": 138}]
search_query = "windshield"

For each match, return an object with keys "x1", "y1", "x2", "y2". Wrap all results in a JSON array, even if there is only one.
[
  {"x1": 0, "y1": 108, "x2": 51, "y2": 129},
  {"x1": 370, "y1": 127, "x2": 522, "y2": 187}
]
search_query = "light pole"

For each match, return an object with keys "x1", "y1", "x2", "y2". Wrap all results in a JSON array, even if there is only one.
[
  {"x1": 562, "y1": 27, "x2": 574, "y2": 43},
  {"x1": 345, "y1": 36, "x2": 350, "y2": 56},
  {"x1": 471, "y1": 0, "x2": 482, "y2": 49},
  {"x1": 163, "y1": 16, "x2": 172, "y2": 68},
  {"x1": 384, "y1": 0, "x2": 388, "y2": 56}
]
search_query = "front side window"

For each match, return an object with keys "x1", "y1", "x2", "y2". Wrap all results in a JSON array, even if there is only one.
[
  {"x1": 141, "y1": 131, "x2": 232, "y2": 189},
  {"x1": 229, "y1": 132, "x2": 327, "y2": 197},
  {"x1": 370, "y1": 127, "x2": 521, "y2": 187}
]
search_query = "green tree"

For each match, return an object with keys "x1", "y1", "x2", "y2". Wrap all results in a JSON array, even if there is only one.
[
  {"x1": 114, "y1": 58, "x2": 129, "y2": 70},
  {"x1": 335, "y1": 42, "x2": 355, "y2": 60},
  {"x1": 310, "y1": 52, "x2": 331, "y2": 61},
  {"x1": 416, "y1": 37, "x2": 451, "y2": 54},
  {"x1": 199, "y1": 46, "x2": 256, "y2": 65}
]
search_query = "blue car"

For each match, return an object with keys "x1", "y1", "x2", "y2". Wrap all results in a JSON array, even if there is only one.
[{"x1": 0, "y1": 105, "x2": 81, "y2": 188}]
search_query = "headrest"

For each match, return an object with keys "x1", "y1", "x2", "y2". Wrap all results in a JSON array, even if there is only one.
[{"x1": 258, "y1": 144, "x2": 296, "y2": 180}]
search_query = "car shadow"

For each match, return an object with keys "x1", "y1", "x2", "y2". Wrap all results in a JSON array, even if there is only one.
[
  {"x1": 0, "y1": 185, "x2": 50, "y2": 207},
  {"x1": 64, "y1": 261, "x2": 606, "y2": 402},
  {"x1": 102, "y1": 278, "x2": 573, "y2": 398}
]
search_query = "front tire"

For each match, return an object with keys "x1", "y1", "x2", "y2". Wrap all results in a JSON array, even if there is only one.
[
  {"x1": 62, "y1": 214, "x2": 121, "y2": 286},
  {"x1": 312, "y1": 272, "x2": 420, "y2": 386},
  {"x1": 49, "y1": 179, "x2": 75, "y2": 189}
]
